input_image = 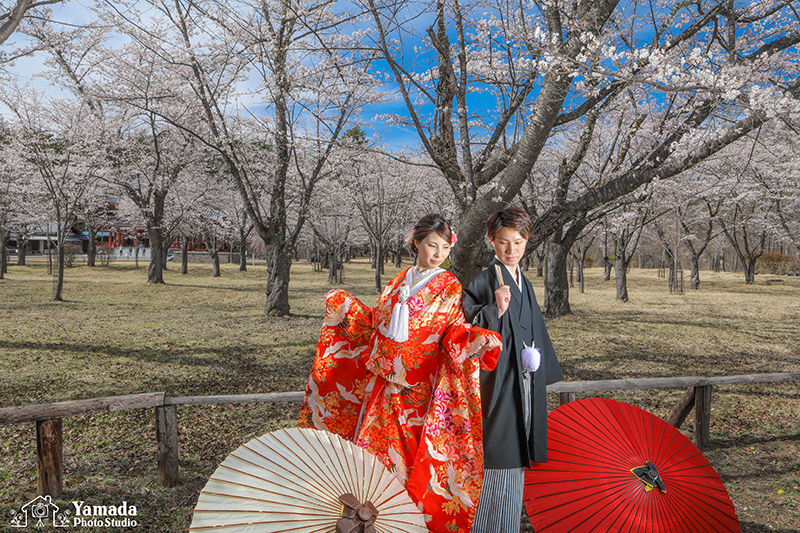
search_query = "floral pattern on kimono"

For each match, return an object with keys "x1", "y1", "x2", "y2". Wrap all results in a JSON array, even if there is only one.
[{"x1": 298, "y1": 267, "x2": 500, "y2": 533}]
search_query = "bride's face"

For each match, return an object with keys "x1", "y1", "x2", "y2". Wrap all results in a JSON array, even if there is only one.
[{"x1": 416, "y1": 232, "x2": 451, "y2": 270}]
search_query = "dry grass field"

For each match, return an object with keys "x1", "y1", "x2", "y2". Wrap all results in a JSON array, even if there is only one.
[{"x1": 0, "y1": 259, "x2": 798, "y2": 532}]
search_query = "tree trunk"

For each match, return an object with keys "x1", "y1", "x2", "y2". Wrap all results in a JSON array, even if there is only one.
[
  {"x1": 744, "y1": 257, "x2": 756, "y2": 284},
  {"x1": 17, "y1": 234, "x2": 27, "y2": 266},
  {"x1": 690, "y1": 254, "x2": 701, "y2": 290},
  {"x1": 87, "y1": 230, "x2": 97, "y2": 267},
  {"x1": 543, "y1": 241, "x2": 571, "y2": 317},
  {"x1": 265, "y1": 248, "x2": 292, "y2": 316},
  {"x1": 160, "y1": 234, "x2": 173, "y2": 271},
  {"x1": 374, "y1": 242, "x2": 383, "y2": 291},
  {"x1": 239, "y1": 243, "x2": 248, "y2": 272},
  {"x1": 0, "y1": 224, "x2": 6, "y2": 279},
  {"x1": 181, "y1": 237, "x2": 189, "y2": 275},
  {"x1": 568, "y1": 253, "x2": 574, "y2": 288},
  {"x1": 668, "y1": 259, "x2": 678, "y2": 293},
  {"x1": 394, "y1": 236, "x2": 403, "y2": 268},
  {"x1": 535, "y1": 246, "x2": 545, "y2": 277},
  {"x1": 148, "y1": 226, "x2": 165, "y2": 284},
  {"x1": 212, "y1": 252, "x2": 221, "y2": 277},
  {"x1": 53, "y1": 241, "x2": 65, "y2": 301},
  {"x1": 328, "y1": 244, "x2": 338, "y2": 283},
  {"x1": 0, "y1": 226, "x2": 6, "y2": 278},
  {"x1": 604, "y1": 260, "x2": 612, "y2": 281},
  {"x1": 614, "y1": 254, "x2": 628, "y2": 302}
]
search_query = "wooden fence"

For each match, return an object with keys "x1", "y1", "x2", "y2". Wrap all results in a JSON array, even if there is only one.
[{"x1": 1, "y1": 372, "x2": 797, "y2": 498}]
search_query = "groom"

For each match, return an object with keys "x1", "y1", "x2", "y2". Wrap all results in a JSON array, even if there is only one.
[{"x1": 462, "y1": 205, "x2": 563, "y2": 532}]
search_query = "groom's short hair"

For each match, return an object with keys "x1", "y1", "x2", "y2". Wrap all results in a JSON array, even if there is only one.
[{"x1": 487, "y1": 205, "x2": 532, "y2": 239}]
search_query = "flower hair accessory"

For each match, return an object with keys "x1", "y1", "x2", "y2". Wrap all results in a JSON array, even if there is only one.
[{"x1": 450, "y1": 231, "x2": 458, "y2": 245}]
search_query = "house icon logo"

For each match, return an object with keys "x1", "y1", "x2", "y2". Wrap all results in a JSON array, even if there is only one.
[{"x1": 9, "y1": 495, "x2": 70, "y2": 528}]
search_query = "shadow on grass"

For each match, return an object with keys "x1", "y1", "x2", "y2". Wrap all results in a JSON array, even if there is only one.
[
  {"x1": 0, "y1": 340, "x2": 316, "y2": 399},
  {"x1": 740, "y1": 523, "x2": 800, "y2": 533},
  {"x1": 559, "y1": 344, "x2": 796, "y2": 382},
  {"x1": 160, "y1": 282, "x2": 266, "y2": 293},
  {"x1": 710, "y1": 433, "x2": 800, "y2": 450},
  {"x1": 0, "y1": 339, "x2": 311, "y2": 363}
]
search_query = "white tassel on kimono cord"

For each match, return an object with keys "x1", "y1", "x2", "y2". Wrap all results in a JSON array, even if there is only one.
[
  {"x1": 386, "y1": 284, "x2": 411, "y2": 342},
  {"x1": 384, "y1": 268, "x2": 443, "y2": 343}
]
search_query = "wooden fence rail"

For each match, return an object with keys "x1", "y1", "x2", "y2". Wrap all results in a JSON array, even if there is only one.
[{"x1": 1, "y1": 372, "x2": 797, "y2": 498}]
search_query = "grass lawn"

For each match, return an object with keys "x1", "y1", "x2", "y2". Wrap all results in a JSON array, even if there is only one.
[{"x1": 0, "y1": 259, "x2": 798, "y2": 532}]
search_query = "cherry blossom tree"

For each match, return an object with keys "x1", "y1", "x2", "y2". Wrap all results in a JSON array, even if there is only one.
[
  {"x1": 602, "y1": 196, "x2": 655, "y2": 301},
  {"x1": 76, "y1": 179, "x2": 115, "y2": 267},
  {"x1": 103, "y1": 108, "x2": 206, "y2": 283},
  {"x1": 341, "y1": 151, "x2": 424, "y2": 289},
  {"x1": 1, "y1": 133, "x2": 47, "y2": 269},
  {"x1": 526, "y1": 103, "x2": 645, "y2": 315},
  {"x1": 2, "y1": 87, "x2": 102, "y2": 299},
  {"x1": 229, "y1": 203, "x2": 254, "y2": 272},
  {"x1": 0, "y1": 119, "x2": 11, "y2": 277},
  {"x1": 188, "y1": 171, "x2": 241, "y2": 277},
  {"x1": 649, "y1": 172, "x2": 724, "y2": 290},
  {"x1": 748, "y1": 119, "x2": 800, "y2": 257},
  {"x1": 0, "y1": 0, "x2": 64, "y2": 46},
  {"x1": 707, "y1": 127, "x2": 797, "y2": 283},
  {"x1": 718, "y1": 186, "x2": 769, "y2": 284},
  {"x1": 86, "y1": 0, "x2": 382, "y2": 315},
  {"x1": 306, "y1": 190, "x2": 357, "y2": 284},
  {"x1": 360, "y1": 0, "x2": 800, "y2": 285}
]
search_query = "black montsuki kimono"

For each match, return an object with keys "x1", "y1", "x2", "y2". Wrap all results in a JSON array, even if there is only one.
[{"x1": 462, "y1": 258, "x2": 563, "y2": 468}]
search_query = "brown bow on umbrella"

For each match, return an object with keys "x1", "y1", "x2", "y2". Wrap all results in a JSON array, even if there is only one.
[{"x1": 336, "y1": 493, "x2": 378, "y2": 533}]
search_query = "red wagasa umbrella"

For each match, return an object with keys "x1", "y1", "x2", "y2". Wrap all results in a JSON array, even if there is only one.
[{"x1": 524, "y1": 397, "x2": 740, "y2": 532}]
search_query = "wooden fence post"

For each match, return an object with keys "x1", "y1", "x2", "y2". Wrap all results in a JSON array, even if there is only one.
[
  {"x1": 156, "y1": 405, "x2": 179, "y2": 486},
  {"x1": 36, "y1": 418, "x2": 63, "y2": 498},
  {"x1": 694, "y1": 385, "x2": 712, "y2": 449},
  {"x1": 559, "y1": 392, "x2": 576, "y2": 405}
]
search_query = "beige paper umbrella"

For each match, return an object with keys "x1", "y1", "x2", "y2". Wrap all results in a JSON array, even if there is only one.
[{"x1": 190, "y1": 427, "x2": 427, "y2": 532}]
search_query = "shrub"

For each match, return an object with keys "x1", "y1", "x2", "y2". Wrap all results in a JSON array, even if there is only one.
[{"x1": 755, "y1": 252, "x2": 800, "y2": 275}]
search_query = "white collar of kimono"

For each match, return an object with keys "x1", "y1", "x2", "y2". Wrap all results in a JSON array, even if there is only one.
[
  {"x1": 495, "y1": 257, "x2": 522, "y2": 291},
  {"x1": 384, "y1": 267, "x2": 444, "y2": 342}
]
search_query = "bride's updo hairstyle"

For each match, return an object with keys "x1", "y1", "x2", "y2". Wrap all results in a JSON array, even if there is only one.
[{"x1": 409, "y1": 214, "x2": 453, "y2": 255}]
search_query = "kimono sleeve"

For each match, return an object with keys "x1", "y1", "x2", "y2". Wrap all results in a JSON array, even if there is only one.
[
  {"x1": 297, "y1": 289, "x2": 373, "y2": 440},
  {"x1": 441, "y1": 286, "x2": 500, "y2": 372},
  {"x1": 462, "y1": 270, "x2": 500, "y2": 332}
]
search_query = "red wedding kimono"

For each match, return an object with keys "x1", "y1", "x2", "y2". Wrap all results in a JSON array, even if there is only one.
[{"x1": 298, "y1": 267, "x2": 500, "y2": 533}]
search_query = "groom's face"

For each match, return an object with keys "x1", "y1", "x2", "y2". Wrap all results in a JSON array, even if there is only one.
[{"x1": 490, "y1": 227, "x2": 528, "y2": 271}]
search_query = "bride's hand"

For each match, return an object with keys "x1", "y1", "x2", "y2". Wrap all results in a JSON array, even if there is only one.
[{"x1": 477, "y1": 334, "x2": 501, "y2": 356}]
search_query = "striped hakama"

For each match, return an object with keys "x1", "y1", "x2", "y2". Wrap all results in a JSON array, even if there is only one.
[{"x1": 471, "y1": 467, "x2": 525, "y2": 532}]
